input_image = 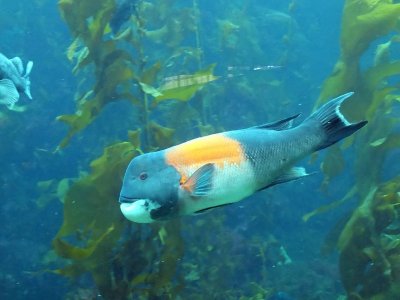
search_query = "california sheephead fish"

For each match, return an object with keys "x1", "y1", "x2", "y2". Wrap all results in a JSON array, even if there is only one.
[
  {"x1": 0, "y1": 52, "x2": 33, "y2": 110},
  {"x1": 119, "y1": 92, "x2": 367, "y2": 223}
]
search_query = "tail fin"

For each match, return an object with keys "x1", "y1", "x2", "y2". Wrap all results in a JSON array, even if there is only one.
[{"x1": 307, "y1": 92, "x2": 367, "y2": 150}]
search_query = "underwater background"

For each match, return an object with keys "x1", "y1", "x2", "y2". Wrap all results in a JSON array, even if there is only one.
[{"x1": 1, "y1": 0, "x2": 400, "y2": 299}]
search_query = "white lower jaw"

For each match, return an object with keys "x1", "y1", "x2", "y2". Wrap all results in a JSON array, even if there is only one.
[{"x1": 120, "y1": 200, "x2": 154, "y2": 223}]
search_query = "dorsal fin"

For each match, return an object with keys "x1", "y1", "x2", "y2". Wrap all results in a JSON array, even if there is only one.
[{"x1": 252, "y1": 114, "x2": 300, "y2": 131}]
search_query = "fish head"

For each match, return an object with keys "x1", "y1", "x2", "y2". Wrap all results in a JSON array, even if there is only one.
[{"x1": 119, "y1": 151, "x2": 181, "y2": 223}]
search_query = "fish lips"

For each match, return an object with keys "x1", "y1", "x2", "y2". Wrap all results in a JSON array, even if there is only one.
[
  {"x1": 118, "y1": 195, "x2": 138, "y2": 204},
  {"x1": 119, "y1": 196, "x2": 159, "y2": 223}
]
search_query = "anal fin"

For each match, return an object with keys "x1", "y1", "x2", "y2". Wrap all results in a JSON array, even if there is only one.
[{"x1": 261, "y1": 167, "x2": 313, "y2": 190}]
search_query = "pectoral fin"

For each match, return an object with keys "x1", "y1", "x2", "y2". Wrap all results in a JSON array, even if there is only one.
[
  {"x1": 0, "y1": 79, "x2": 19, "y2": 109},
  {"x1": 261, "y1": 167, "x2": 313, "y2": 190},
  {"x1": 182, "y1": 163, "x2": 215, "y2": 197},
  {"x1": 25, "y1": 61, "x2": 33, "y2": 77}
]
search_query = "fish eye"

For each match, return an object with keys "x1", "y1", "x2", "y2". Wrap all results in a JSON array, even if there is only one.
[{"x1": 139, "y1": 172, "x2": 148, "y2": 180}]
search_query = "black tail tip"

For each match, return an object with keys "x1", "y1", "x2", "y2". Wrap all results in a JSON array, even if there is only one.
[{"x1": 311, "y1": 92, "x2": 367, "y2": 150}]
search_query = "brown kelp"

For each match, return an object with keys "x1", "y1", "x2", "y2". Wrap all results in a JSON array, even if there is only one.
[
  {"x1": 57, "y1": 0, "x2": 216, "y2": 149},
  {"x1": 52, "y1": 132, "x2": 188, "y2": 298},
  {"x1": 53, "y1": 0, "x2": 217, "y2": 298},
  {"x1": 311, "y1": 0, "x2": 400, "y2": 298}
]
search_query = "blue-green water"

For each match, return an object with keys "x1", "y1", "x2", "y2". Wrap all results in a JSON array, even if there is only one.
[{"x1": 1, "y1": 0, "x2": 398, "y2": 299}]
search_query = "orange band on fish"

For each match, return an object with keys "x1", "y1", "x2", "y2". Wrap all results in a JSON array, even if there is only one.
[{"x1": 165, "y1": 133, "x2": 244, "y2": 170}]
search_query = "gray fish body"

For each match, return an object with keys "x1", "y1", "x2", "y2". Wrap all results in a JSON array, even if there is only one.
[
  {"x1": 0, "y1": 52, "x2": 33, "y2": 109},
  {"x1": 229, "y1": 118, "x2": 327, "y2": 189},
  {"x1": 226, "y1": 127, "x2": 315, "y2": 190}
]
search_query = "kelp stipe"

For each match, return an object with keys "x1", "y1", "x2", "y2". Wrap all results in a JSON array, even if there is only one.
[{"x1": 305, "y1": 0, "x2": 400, "y2": 298}]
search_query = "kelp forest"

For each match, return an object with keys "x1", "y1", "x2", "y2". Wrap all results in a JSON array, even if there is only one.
[{"x1": 1, "y1": 0, "x2": 400, "y2": 299}]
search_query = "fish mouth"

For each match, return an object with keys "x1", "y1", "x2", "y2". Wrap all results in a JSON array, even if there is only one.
[
  {"x1": 120, "y1": 199, "x2": 154, "y2": 223},
  {"x1": 118, "y1": 195, "x2": 139, "y2": 203}
]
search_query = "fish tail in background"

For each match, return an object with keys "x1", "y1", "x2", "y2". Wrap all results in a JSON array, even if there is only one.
[
  {"x1": 305, "y1": 92, "x2": 367, "y2": 151},
  {"x1": 0, "y1": 78, "x2": 20, "y2": 109},
  {"x1": 23, "y1": 61, "x2": 33, "y2": 99}
]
